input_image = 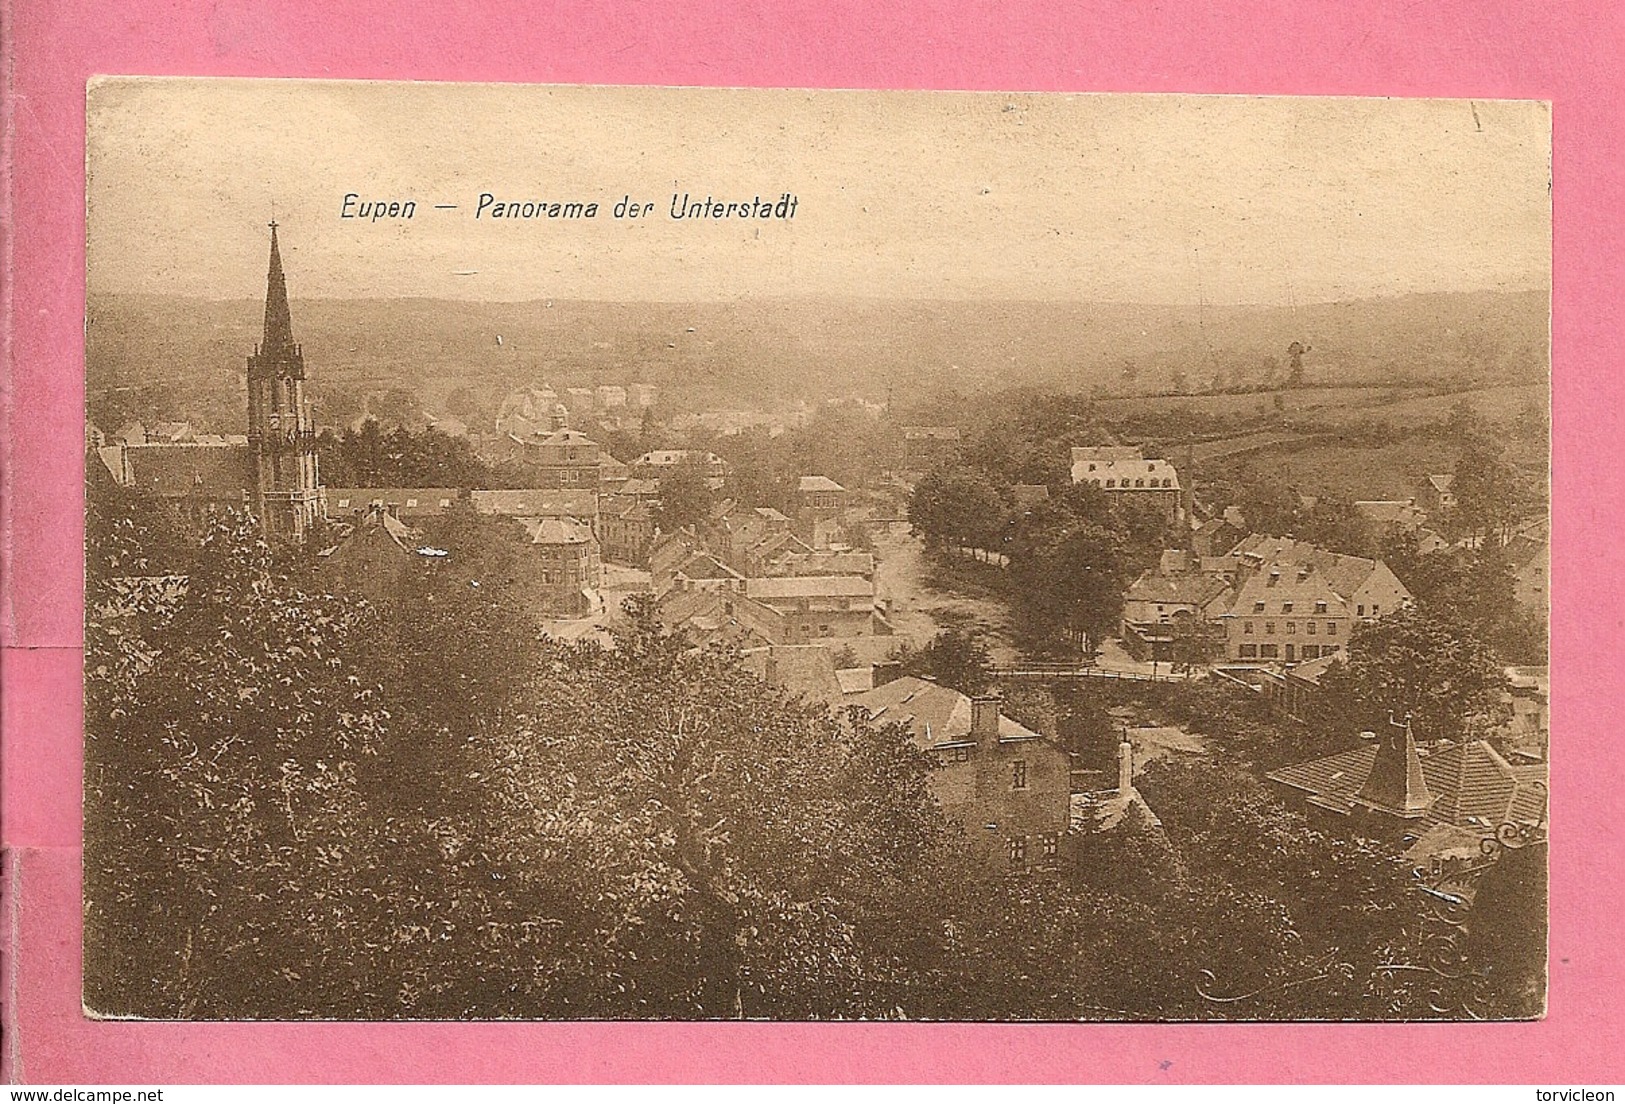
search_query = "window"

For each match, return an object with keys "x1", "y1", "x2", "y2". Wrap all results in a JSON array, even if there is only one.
[
  {"x1": 405, "y1": 498, "x2": 419, "y2": 508},
  {"x1": 1325, "y1": 644, "x2": 1340, "y2": 654},
  {"x1": 1259, "y1": 643, "x2": 1280, "y2": 658},
  {"x1": 1009, "y1": 836, "x2": 1028, "y2": 864},
  {"x1": 440, "y1": 498, "x2": 452, "y2": 508},
  {"x1": 1264, "y1": 622, "x2": 1275, "y2": 634},
  {"x1": 1239, "y1": 644, "x2": 1258, "y2": 658},
  {"x1": 1041, "y1": 833, "x2": 1059, "y2": 858},
  {"x1": 1302, "y1": 645, "x2": 1321, "y2": 659},
  {"x1": 1357, "y1": 604, "x2": 1365, "y2": 616},
  {"x1": 1089, "y1": 463, "x2": 1097, "y2": 472},
  {"x1": 1285, "y1": 621, "x2": 1296, "y2": 634},
  {"x1": 1135, "y1": 478, "x2": 1145, "y2": 487},
  {"x1": 1282, "y1": 602, "x2": 1294, "y2": 613},
  {"x1": 1327, "y1": 622, "x2": 1338, "y2": 634},
  {"x1": 1307, "y1": 620, "x2": 1317, "y2": 634},
  {"x1": 1105, "y1": 479, "x2": 1116, "y2": 488},
  {"x1": 1244, "y1": 621, "x2": 1254, "y2": 634},
  {"x1": 952, "y1": 746, "x2": 971, "y2": 763},
  {"x1": 336, "y1": 498, "x2": 351, "y2": 508},
  {"x1": 1012, "y1": 760, "x2": 1029, "y2": 790},
  {"x1": 1372, "y1": 604, "x2": 1380, "y2": 616},
  {"x1": 1253, "y1": 602, "x2": 1266, "y2": 613},
  {"x1": 1315, "y1": 601, "x2": 1328, "y2": 614}
]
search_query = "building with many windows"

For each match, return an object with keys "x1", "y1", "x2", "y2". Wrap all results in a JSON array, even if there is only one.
[{"x1": 1069, "y1": 446, "x2": 1183, "y2": 522}]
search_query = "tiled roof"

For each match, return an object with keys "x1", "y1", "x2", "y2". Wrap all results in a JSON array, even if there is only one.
[
  {"x1": 850, "y1": 676, "x2": 1040, "y2": 750},
  {"x1": 1267, "y1": 739, "x2": 1547, "y2": 831},
  {"x1": 1070, "y1": 446, "x2": 1143, "y2": 462},
  {"x1": 746, "y1": 575, "x2": 873, "y2": 599},
  {"x1": 327, "y1": 488, "x2": 461, "y2": 513},
  {"x1": 1125, "y1": 570, "x2": 1231, "y2": 607},
  {"x1": 123, "y1": 443, "x2": 253, "y2": 500},
  {"x1": 1226, "y1": 561, "x2": 1349, "y2": 618},
  {"x1": 522, "y1": 516, "x2": 595, "y2": 545},
  {"x1": 1229, "y1": 534, "x2": 1388, "y2": 602},
  {"x1": 676, "y1": 552, "x2": 744, "y2": 581},
  {"x1": 740, "y1": 644, "x2": 844, "y2": 705},
  {"x1": 469, "y1": 489, "x2": 598, "y2": 517}
]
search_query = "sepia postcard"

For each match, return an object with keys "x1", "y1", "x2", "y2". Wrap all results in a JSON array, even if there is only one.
[{"x1": 83, "y1": 79, "x2": 1550, "y2": 1022}]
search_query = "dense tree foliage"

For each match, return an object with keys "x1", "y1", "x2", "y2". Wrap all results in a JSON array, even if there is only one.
[
  {"x1": 1314, "y1": 607, "x2": 1510, "y2": 744},
  {"x1": 652, "y1": 456, "x2": 715, "y2": 533},
  {"x1": 318, "y1": 421, "x2": 497, "y2": 488},
  {"x1": 84, "y1": 498, "x2": 1542, "y2": 1021},
  {"x1": 897, "y1": 628, "x2": 996, "y2": 695}
]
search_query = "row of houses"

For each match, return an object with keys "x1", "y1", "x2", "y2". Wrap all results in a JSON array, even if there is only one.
[{"x1": 1120, "y1": 532, "x2": 1415, "y2": 664}]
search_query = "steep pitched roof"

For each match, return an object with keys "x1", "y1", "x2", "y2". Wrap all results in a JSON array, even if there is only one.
[
  {"x1": 1227, "y1": 561, "x2": 1350, "y2": 618},
  {"x1": 1267, "y1": 739, "x2": 1548, "y2": 831},
  {"x1": 850, "y1": 676, "x2": 1041, "y2": 750},
  {"x1": 522, "y1": 516, "x2": 595, "y2": 545},
  {"x1": 1229, "y1": 534, "x2": 1389, "y2": 603},
  {"x1": 123, "y1": 443, "x2": 253, "y2": 500}
]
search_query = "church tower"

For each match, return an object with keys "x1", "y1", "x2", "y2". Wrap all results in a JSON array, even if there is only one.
[{"x1": 247, "y1": 222, "x2": 324, "y2": 539}]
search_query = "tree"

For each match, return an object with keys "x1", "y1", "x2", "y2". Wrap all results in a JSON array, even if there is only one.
[
  {"x1": 478, "y1": 597, "x2": 954, "y2": 1017},
  {"x1": 652, "y1": 456, "x2": 714, "y2": 532},
  {"x1": 1008, "y1": 518, "x2": 1135, "y2": 654},
  {"x1": 908, "y1": 465, "x2": 1007, "y2": 558},
  {"x1": 1451, "y1": 438, "x2": 1526, "y2": 545},
  {"x1": 84, "y1": 512, "x2": 397, "y2": 1017},
  {"x1": 1314, "y1": 607, "x2": 1509, "y2": 744},
  {"x1": 900, "y1": 628, "x2": 996, "y2": 695}
]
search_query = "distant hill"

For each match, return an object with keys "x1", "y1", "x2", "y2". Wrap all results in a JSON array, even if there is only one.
[{"x1": 86, "y1": 289, "x2": 1549, "y2": 429}]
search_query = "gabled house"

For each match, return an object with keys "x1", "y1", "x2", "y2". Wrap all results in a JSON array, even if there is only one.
[{"x1": 850, "y1": 676, "x2": 1071, "y2": 872}]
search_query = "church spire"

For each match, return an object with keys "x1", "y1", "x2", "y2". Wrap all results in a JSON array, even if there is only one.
[{"x1": 261, "y1": 220, "x2": 296, "y2": 360}]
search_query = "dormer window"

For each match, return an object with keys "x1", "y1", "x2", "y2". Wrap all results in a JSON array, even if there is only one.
[
  {"x1": 1315, "y1": 601, "x2": 1328, "y2": 614},
  {"x1": 1282, "y1": 602, "x2": 1294, "y2": 613},
  {"x1": 1253, "y1": 601, "x2": 1265, "y2": 613}
]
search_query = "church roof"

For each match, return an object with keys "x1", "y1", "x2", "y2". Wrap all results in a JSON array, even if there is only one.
[{"x1": 123, "y1": 443, "x2": 253, "y2": 501}]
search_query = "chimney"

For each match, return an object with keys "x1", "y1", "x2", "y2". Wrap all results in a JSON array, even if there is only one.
[
  {"x1": 764, "y1": 650, "x2": 779, "y2": 688},
  {"x1": 970, "y1": 694, "x2": 1001, "y2": 747},
  {"x1": 1118, "y1": 738, "x2": 1135, "y2": 794},
  {"x1": 871, "y1": 660, "x2": 904, "y2": 687}
]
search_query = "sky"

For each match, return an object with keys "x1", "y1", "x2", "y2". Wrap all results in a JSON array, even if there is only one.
[{"x1": 86, "y1": 80, "x2": 1551, "y2": 305}]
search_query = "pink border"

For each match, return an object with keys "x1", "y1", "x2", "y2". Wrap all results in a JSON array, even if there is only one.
[{"x1": 4, "y1": 0, "x2": 1623, "y2": 1084}]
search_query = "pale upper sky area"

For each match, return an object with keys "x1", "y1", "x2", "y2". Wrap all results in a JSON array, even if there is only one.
[{"x1": 87, "y1": 79, "x2": 1551, "y2": 305}]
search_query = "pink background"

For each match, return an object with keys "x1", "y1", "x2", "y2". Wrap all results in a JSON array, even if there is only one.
[{"x1": 4, "y1": 0, "x2": 1622, "y2": 1084}]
